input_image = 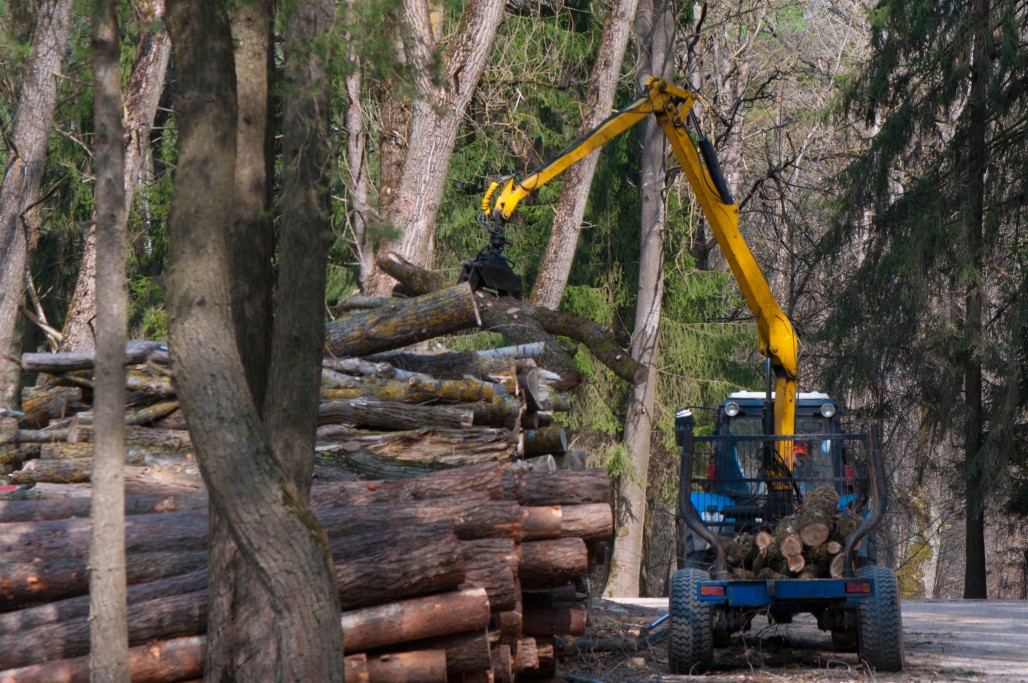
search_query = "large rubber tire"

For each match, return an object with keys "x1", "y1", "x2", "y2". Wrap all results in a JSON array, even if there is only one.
[
  {"x1": 668, "y1": 568, "x2": 713, "y2": 674},
  {"x1": 856, "y1": 566, "x2": 905, "y2": 671}
]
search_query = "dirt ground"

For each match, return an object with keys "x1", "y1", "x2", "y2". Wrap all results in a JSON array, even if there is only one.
[{"x1": 558, "y1": 598, "x2": 1028, "y2": 682}]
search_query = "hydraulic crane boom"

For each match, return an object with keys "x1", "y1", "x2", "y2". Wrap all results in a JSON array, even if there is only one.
[{"x1": 480, "y1": 77, "x2": 799, "y2": 450}]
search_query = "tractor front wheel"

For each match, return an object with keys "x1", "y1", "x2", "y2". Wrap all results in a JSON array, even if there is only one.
[
  {"x1": 856, "y1": 566, "x2": 905, "y2": 671},
  {"x1": 668, "y1": 568, "x2": 713, "y2": 674}
]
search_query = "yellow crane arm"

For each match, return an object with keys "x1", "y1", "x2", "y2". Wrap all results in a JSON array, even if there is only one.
[{"x1": 482, "y1": 77, "x2": 799, "y2": 447}]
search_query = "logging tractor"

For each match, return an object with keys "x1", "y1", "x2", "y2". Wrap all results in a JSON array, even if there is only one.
[{"x1": 469, "y1": 76, "x2": 904, "y2": 673}]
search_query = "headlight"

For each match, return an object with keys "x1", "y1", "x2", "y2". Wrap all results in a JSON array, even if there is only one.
[
  {"x1": 820, "y1": 403, "x2": 837, "y2": 418},
  {"x1": 724, "y1": 402, "x2": 740, "y2": 417}
]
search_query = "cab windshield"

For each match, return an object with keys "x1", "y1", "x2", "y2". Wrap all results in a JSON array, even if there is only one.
[{"x1": 718, "y1": 412, "x2": 837, "y2": 496}]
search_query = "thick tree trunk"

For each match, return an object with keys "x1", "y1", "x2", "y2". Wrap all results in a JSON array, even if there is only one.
[
  {"x1": 529, "y1": 0, "x2": 642, "y2": 308},
  {"x1": 164, "y1": 3, "x2": 343, "y2": 682},
  {"x1": 365, "y1": 0, "x2": 506, "y2": 295},
  {"x1": 962, "y1": 0, "x2": 991, "y2": 601},
  {"x1": 89, "y1": 4, "x2": 131, "y2": 677},
  {"x1": 605, "y1": 0, "x2": 672, "y2": 598},
  {"x1": 0, "y1": 0, "x2": 72, "y2": 458},
  {"x1": 206, "y1": 4, "x2": 278, "y2": 673},
  {"x1": 61, "y1": 0, "x2": 172, "y2": 353}
]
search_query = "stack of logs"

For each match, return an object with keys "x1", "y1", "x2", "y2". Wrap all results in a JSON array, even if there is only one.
[
  {"x1": 0, "y1": 462, "x2": 613, "y2": 682},
  {"x1": 2, "y1": 337, "x2": 578, "y2": 494},
  {"x1": 716, "y1": 486, "x2": 859, "y2": 580}
]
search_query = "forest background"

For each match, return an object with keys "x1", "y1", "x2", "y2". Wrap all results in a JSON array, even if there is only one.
[{"x1": 2, "y1": 0, "x2": 1028, "y2": 611}]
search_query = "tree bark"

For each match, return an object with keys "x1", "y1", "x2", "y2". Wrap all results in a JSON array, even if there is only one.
[
  {"x1": 519, "y1": 537, "x2": 589, "y2": 588},
  {"x1": 89, "y1": 3, "x2": 131, "y2": 677},
  {"x1": 372, "y1": 252, "x2": 584, "y2": 386},
  {"x1": 506, "y1": 469, "x2": 612, "y2": 506},
  {"x1": 318, "y1": 397, "x2": 474, "y2": 430},
  {"x1": 309, "y1": 461, "x2": 513, "y2": 507},
  {"x1": 364, "y1": 0, "x2": 507, "y2": 295},
  {"x1": 0, "y1": 570, "x2": 207, "y2": 632},
  {"x1": 605, "y1": 0, "x2": 672, "y2": 599},
  {"x1": 341, "y1": 587, "x2": 491, "y2": 653},
  {"x1": 316, "y1": 426, "x2": 516, "y2": 466},
  {"x1": 61, "y1": 0, "x2": 172, "y2": 353},
  {"x1": 529, "y1": 0, "x2": 642, "y2": 308},
  {"x1": 342, "y1": 0, "x2": 374, "y2": 287},
  {"x1": 0, "y1": 635, "x2": 204, "y2": 683},
  {"x1": 962, "y1": 0, "x2": 990, "y2": 601},
  {"x1": 0, "y1": 590, "x2": 207, "y2": 671},
  {"x1": 21, "y1": 341, "x2": 167, "y2": 373},
  {"x1": 522, "y1": 603, "x2": 588, "y2": 636},
  {"x1": 0, "y1": 492, "x2": 205, "y2": 523},
  {"x1": 0, "y1": 0, "x2": 72, "y2": 462},
  {"x1": 325, "y1": 283, "x2": 482, "y2": 357},
  {"x1": 0, "y1": 550, "x2": 207, "y2": 606},
  {"x1": 164, "y1": 3, "x2": 343, "y2": 681},
  {"x1": 203, "y1": 3, "x2": 278, "y2": 674}
]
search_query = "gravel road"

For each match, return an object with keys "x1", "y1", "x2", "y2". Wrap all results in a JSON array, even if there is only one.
[{"x1": 583, "y1": 598, "x2": 1028, "y2": 682}]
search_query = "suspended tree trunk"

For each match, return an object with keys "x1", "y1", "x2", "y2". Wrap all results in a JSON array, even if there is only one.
[
  {"x1": 528, "y1": 0, "x2": 641, "y2": 309},
  {"x1": 165, "y1": 2, "x2": 343, "y2": 681},
  {"x1": 0, "y1": 0, "x2": 72, "y2": 456},
  {"x1": 61, "y1": 0, "x2": 172, "y2": 352},
  {"x1": 364, "y1": 0, "x2": 507, "y2": 295},
  {"x1": 89, "y1": 1, "x2": 130, "y2": 679},
  {"x1": 204, "y1": 1, "x2": 277, "y2": 679},
  {"x1": 606, "y1": 0, "x2": 674, "y2": 598}
]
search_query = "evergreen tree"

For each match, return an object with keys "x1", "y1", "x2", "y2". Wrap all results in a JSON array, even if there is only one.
[{"x1": 822, "y1": 0, "x2": 1028, "y2": 598}]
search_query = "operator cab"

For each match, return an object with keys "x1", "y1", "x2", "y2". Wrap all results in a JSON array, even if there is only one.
[
  {"x1": 688, "y1": 391, "x2": 854, "y2": 536},
  {"x1": 715, "y1": 391, "x2": 843, "y2": 498}
]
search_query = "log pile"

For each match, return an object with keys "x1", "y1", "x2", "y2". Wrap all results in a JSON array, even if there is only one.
[
  {"x1": 715, "y1": 486, "x2": 858, "y2": 580},
  {"x1": 0, "y1": 463, "x2": 613, "y2": 682},
  {"x1": 0, "y1": 280, "x2": 628, "y2": 681},
  {"x1": 2, "y1": 299, "x2": 584, "y2": 491}
]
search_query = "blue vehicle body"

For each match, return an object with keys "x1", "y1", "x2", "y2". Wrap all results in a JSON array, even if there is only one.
[{"x1": 668, "y1": 392, "x2": 902, "y2": 674}]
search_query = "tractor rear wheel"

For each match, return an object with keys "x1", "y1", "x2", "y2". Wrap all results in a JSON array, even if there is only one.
[
  {"x1": 668, "y1": 568, "x2": 713, "y2": 674},
  {"x1": 856, "y1": 566, "x2": 905, "y2": 671}
]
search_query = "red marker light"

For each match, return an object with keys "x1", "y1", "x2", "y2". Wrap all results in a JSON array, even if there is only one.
[
  {"x1": 700, "y1": 585, "x2": 726, "y2": 596},
  {"x1": 845, "y1": 581, "x2": 871, "y2": 594}
]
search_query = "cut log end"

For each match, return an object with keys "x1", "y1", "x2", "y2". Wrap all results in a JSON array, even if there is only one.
[{"x1": 800, "y1": 522, "x2": 831, "y2": 548}]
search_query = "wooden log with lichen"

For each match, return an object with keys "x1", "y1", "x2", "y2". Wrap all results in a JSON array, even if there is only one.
[
  {"x1": 316, "y1": 426, "x2": 517, "y2": 466},
  {"x1": 318, "y1": 397, "x2": 474, "y2": 430},
  {"x1": 19, "y1": 340, "x2": 167, "y2": 374},
  {"x1": 324, "y1": 282, "x2": 481, "y2": 358},
  {"x1": 796, "y1": 485, "x2": 841, "y2": 548},
  {"x1": 373, "y1": 252, "x2": 579, "y2": 389}
]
